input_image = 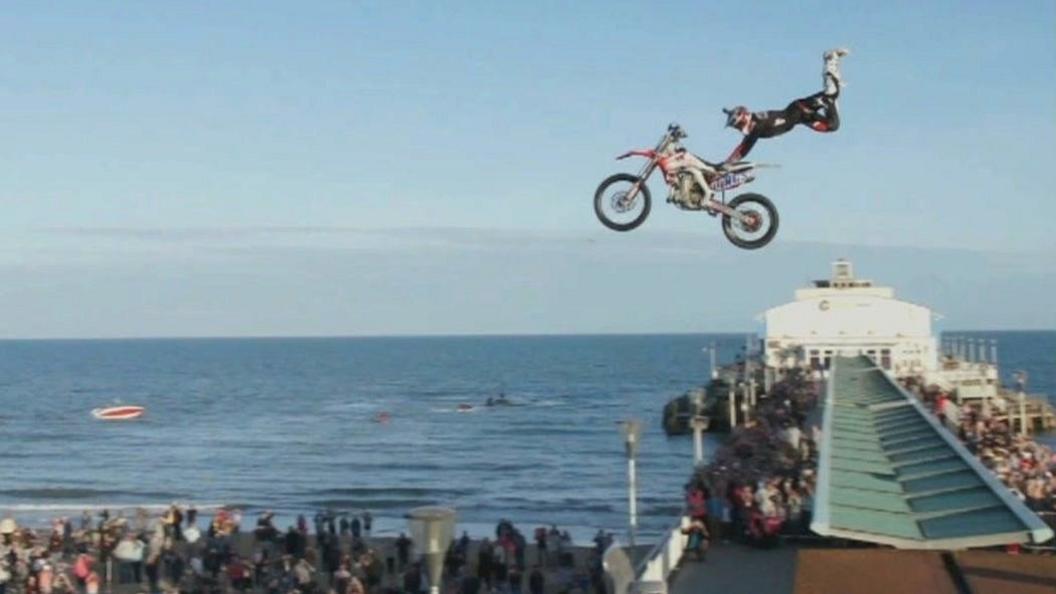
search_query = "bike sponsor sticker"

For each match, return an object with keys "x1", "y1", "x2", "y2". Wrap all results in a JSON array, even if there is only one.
[{"x1": 710, "y1": 173, "x2": 748, "y2": 191}]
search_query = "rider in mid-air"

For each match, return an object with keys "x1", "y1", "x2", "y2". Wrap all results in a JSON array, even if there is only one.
[{"x1": 723, "y1": 48, "x2": 850, "y2": 163}]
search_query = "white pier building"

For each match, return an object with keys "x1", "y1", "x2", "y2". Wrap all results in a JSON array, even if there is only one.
[{"x1": 763, "y1": 260, "x2": 938, "y2": 377}]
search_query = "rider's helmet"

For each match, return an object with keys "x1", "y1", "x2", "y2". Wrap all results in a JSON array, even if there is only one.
[{"x1": 723, "y1": 106, "x2": 753, "y2": 134}]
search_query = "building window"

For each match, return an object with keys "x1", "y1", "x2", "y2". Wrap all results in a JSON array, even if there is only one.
[
  {"x1": 809, "y1": 349, "x2": 820, "y2": 370},
  {"x1": 881, "y1": 349, "x2": 892, "y2": 370}
]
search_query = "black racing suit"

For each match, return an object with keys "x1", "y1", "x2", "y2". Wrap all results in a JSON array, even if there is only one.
[{"x1": 726, "y1": 86, "x2": 840, "y2": 163}]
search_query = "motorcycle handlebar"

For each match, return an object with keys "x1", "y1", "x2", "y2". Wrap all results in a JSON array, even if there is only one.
[{"x1": 667, "y1": 123, "x2": 687, "y2": 140}]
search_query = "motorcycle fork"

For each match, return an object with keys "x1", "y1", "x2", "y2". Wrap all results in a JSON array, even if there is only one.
[{"x1": 626, "y1": 159, "x2": 658, "y2": 201}]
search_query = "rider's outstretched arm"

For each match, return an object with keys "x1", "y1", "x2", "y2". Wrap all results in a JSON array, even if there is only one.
[{"x1": 725, "y1": 135, "x2": 757, "y2": 163}]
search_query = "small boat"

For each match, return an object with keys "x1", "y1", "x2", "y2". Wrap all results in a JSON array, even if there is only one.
[
  {"x1": 374, "y1": 411, "x2": 392, "y2": 424},
  {"x1": 456, "y1": 403, "x2": 474, "y2": 413},
  {"x1": 485, "y1": 394, "x2": 516, "y2": 407},
  {"x1": 91, "y1": 405, "x2": 145, "y2": 421}
]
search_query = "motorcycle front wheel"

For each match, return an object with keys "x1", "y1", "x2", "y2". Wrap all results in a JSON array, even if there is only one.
[
  {"x1": 721, "y1": 193, "x2": 779, "y2": 249},
  {"x1": 594, "y1": 174, "x2": 651, "y2": 232}
]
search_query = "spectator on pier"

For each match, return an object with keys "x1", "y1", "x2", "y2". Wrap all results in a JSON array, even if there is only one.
[
  {"x1": 681, "y1": 518, "x2": 709, "y2": 561},
  {"x1": 686, "y1": 485, "x2": 708, "y2": 521}
]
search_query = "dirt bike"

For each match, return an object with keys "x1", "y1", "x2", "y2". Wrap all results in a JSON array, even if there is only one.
[{"x1": 593, "y1": 123, "x2": 779, "y2": 249}]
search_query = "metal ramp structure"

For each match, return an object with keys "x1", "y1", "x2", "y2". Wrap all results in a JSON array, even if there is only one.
[{"x1": 811, "y1": 355, "x2": 1053, "y2": 549}]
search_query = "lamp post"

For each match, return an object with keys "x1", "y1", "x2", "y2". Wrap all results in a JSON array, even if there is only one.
[
  {"x1": 702, "y1": 344, "x2": 718, "y2": 380},
  {"x1": 407, "y1": 506, "x2": 456, "y2": 594},
  {"x1": 690, "y1": 416, "x2": 709, "y2": 466},
  {"x1": 728, "y1": 383, "x2": 737, "y2": 430},
  {"x1": 618, "y1": 420, "x2": 642, "y2": 552}
]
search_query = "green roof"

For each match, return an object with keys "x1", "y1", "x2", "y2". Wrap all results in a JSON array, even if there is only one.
[{"x1": 811, "y1": 356, "x2": 1054, "y2": 549}]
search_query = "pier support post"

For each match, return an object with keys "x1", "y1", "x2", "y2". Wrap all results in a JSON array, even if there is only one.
[
  {"x1": 1019, "y1": 391, "x2": 1029, "y2": 436},
  {"x1": 1015, "y1": 371, "x2": 1029, "y2": 436}
]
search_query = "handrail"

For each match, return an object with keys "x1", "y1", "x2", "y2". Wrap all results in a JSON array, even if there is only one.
[{"x1": 635, "y1": 515, "x2": 690, "y2": 585}]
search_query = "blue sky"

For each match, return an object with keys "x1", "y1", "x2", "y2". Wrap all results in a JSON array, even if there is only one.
[{"x1": 0, "y1": 1, "x2": 1053, "y2": 336}]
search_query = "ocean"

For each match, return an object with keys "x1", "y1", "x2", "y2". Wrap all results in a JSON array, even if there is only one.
[{"x1": 0, "y1": 331, "x2": 1052, "y2": 543}]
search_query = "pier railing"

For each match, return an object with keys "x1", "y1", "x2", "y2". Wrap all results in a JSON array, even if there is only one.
[{"x1": 632, "y1": 516, "x2": 690, "y2": 593}]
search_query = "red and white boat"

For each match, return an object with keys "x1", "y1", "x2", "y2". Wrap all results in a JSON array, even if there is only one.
[{"x1": 91, "y1": 405, "x2": 146, "y2": 421}]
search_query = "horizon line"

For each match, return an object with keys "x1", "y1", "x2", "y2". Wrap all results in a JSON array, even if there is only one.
[{"x1": 0, "y1": 328, "x2": 1052, "y2": 342}]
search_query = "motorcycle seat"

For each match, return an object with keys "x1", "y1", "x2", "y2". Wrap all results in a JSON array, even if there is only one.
[
  {"x1": 694, "y1": 154, "x2": 727, "y2": 170},
  {"x1": 723, "y1": 161, "x2": 755, "y2": 173},
  {"x1": 695, "y1": 155, "x2": 753, "y2": 173}
]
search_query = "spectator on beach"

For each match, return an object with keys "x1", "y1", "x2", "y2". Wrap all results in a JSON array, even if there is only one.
[
  {"x1": 112, "y1": 532, "x2": 144, "y2": 584},
  {"x1": 255, "y1": 512, "x2": 279, "y2": 543},
  {"x1": 477, "y1": 538, "x2": 494, "y2": 589},
  {"x1": 167, "y1": 504, "x2": 185, "y2": 541},
  {"x1": 395, "y1": 533, "x2": 412, "y2": 571},
  {"x1": 528, "y1": 565, "x2": 545, "y2": 594},
  {"x1": 294, "y1": 557, "x2": 316, "y2": 593},
  {"x1": 508, "y1": 563, "x2": 523, "y2": 594},
  {"x1": 591, "y1": 530, "x2": 605, "y2": 555},
  {"x1": 350, "y1": 516, "x2": 362, "y2": 540},
  {"x1": 402, "y1": 562, "x2": 422, "y2": 594},
  {"x1": 362, "y1": 512, "x2": 373, "y2": 539},
  {"x1": 533, "y1": 526, "x2": 547, "y2": 566}
]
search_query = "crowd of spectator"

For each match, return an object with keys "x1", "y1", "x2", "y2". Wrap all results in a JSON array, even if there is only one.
[
  {"x1": 913, "y1": 383, "x2": 1056, "y2": 525},
  {"x1": 683, "y1": 370, "x2": 821, "y2": 550},
  {"x1": 0, "y1": 509, "x2": 610, "y2": 594}
]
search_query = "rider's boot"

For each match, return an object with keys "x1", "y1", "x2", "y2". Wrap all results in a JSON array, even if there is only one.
[{"x1": 822, "y1": 47, "x2": 850, "y2": 97}]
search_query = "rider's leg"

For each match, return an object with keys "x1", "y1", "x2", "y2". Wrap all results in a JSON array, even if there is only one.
[
  {"x1": 789, "y1": 92, "x2": 840, "y2": 132},
  {"x1": 809, "y1": 98, "x2": 839, "y2": 132},
  {"x1": 689, "y1": 167, "x2": 715, "y2": 208},
  {"x1": 784, "y1": 48, "x2": 848, "y2": 132},
  {"x1": 822, "y1": 47, "x2": 849, "y2": 97}
]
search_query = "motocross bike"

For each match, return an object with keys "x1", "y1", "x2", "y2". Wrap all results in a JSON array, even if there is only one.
[{"x1": 593, "y1": 123, "x2": 779, "y2": 250}]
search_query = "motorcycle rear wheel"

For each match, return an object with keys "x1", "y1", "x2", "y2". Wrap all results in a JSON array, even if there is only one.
[
  {"x1": 594, "y1": 173, "x2": 651, "y2": 232},
  {"x1": 721, "y1": 193, "x2": 779, "y2": 249}
]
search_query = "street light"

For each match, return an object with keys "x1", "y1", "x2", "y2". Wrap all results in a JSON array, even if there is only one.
[
  {"x1": 690, "y1": 416, "x2": 709, "y2": 466},
  {"x1": 618, "y1": 420, "x2": 642, "y2": 551},
  {"x1": 702, "y1": 344, "x2": 718, "y2": 380},
  {"x1": 407, "y1": 506, "x2": 456, "y2": 594}
]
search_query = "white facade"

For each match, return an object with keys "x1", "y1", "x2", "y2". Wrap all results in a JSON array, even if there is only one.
[{"x1": 764, "y1": 260, "x2": 938, "y2": 377}]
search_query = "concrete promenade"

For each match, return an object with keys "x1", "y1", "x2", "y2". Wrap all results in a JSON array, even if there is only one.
[{"x1": 668, "y1": 543, "x2": 798, "y2": 594}]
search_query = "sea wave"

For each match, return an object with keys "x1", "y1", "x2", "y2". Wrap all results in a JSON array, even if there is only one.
[
  {"x1": 0, "y1": 502, "x2": 225, "y2": 512},
  {"x1": 0, "y1": 488, "x2": 189, "y2": 500},
  {"x1": 303, "y1": 498, "x2": 443, "y2": 510},
  {"x1": 306, "y1": 487, "x2": 471, "y2": 497}
]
